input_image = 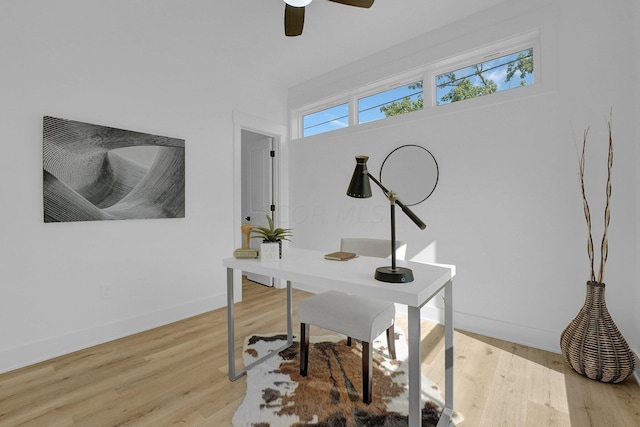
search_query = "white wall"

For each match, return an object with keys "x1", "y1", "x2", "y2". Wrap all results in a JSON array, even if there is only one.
[
  {"x1": 2, "y1": 0, "x2": 636, "y2": 375},
  {"x1": 287, "y1": 0, "x2": 637, "y2": 353},
  {"x1": 0, "y1": 1, "x2": 288, "y2": 373},
  {"x1": 635, "y1": 0, "x2": 640, "y2": 367}
]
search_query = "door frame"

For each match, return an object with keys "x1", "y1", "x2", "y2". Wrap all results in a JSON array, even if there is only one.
[{"x1": 232, "y1": 111, "x2": 289, "y2": 295}]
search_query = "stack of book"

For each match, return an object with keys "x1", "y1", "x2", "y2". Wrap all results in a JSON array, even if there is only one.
[
  {"x1": 234, "y1": 248, "x2": 259, "y2": 258},
  {"x1": 324, "y1": 251, "x2": 357, "y2": 261}
]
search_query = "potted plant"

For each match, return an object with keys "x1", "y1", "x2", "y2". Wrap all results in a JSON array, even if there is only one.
[
  {"x1": 251, "y1": 215, "x2": 292, "y2": 260},
  {"x1": 560, "y1": 115, "x2": 635, "y2": 383}
]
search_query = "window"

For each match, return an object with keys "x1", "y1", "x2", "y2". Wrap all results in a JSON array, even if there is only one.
[
  {"x1": 436, "y1": 48, "x2": 533, "y2": 106},
  {"x1": 302, "y1": 102, "x2": 349, "y2": 137},
  {"x1": 293, "y1": 32, "x2": 539, "y2": 139},
  {"x1": 358, "y1": 81, "x2": 423, "y2": 124},
  {"x1": 300, "y1": 80, "x2": 424, "y2": 138}
]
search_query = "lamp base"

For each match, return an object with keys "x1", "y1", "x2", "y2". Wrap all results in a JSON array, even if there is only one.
[{"x1": 375, "y1": 266, "x2": 414, "y2": 283}]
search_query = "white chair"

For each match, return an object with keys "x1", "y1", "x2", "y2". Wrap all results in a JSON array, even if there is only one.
[{"x1": 298, "y1": 238, "x2": 406, "y2": 404}]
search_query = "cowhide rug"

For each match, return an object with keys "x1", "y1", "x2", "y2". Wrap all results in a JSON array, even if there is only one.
[{"x1": 232, "y1": 328, "x2": 463, "y2": 427}]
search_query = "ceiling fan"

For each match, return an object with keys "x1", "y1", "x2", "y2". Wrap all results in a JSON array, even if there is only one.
[{"x1": 283, "y1": 0, "x2": 375, "y2": 37}]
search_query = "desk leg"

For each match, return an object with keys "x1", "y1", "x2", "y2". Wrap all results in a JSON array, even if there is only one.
[
  {"x1": 437, "y1": 279, "x2": 455, "y2": 426},
  {"x1": 407, "y1": 305, "x2": 421, "y2": 427},
  {"x1": 286, "y1": 280, "x2": 293, "y2": 346},
  {"x1": 409, "y1": 280, "x2": 455, "y2": 427},
  {"x1": 227, "y1": 270, "x2": 295, "y2": 381},
  {"x1": 227, "y1": 267, "x2": 238, "y2": 381}
]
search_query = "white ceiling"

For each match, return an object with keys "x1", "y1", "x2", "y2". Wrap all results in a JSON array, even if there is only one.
[{"x1": 205, "y1": 0, "x2": 509, "y2": 88}]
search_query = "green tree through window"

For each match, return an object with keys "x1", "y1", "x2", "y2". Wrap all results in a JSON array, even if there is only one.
[
  {"x1": 436, "y1": 48, "x2": 533, "y2": 106},
  {"x1": 298, "y1": 45, "x2": 535, "y2": 136},
  {"x1": 378, "y1": 82, "x2": 424, "y2": 117}
]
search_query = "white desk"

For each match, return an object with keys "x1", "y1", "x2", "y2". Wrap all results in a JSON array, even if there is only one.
[{"x1": 223, "y1": 248, "x2": 455, "y2": 427}]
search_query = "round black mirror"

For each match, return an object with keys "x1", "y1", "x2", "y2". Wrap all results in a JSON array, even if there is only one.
[{"x1": 379, "y1": 144, "x2": 439, "y2": 206}]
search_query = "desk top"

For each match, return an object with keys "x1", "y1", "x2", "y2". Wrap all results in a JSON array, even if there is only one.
[{"x1": 223, "y1": 248, "x2": 455, "y2": 307}]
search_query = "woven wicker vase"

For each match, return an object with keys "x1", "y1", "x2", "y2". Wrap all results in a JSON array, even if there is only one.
[{"x1": 560, "y1": 281, "x2": 635, "y2": 383}]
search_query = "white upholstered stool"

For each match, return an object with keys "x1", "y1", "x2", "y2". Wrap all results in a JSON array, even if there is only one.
[{"x1": 298, "y1": 290, "x2": 396, "y2": 404}]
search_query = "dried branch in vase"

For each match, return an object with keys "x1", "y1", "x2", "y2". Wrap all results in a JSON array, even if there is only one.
[
  {"x1": 578, "y1": 114, "x2": 613, "y2": 284},
  {"x1": 578, "y1": 127, "x2": 595, "y2": 282}
]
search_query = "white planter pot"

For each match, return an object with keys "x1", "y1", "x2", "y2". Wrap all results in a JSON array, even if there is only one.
[{"x1": 260, "y1": 242, "x2": 280, "y2": 262}]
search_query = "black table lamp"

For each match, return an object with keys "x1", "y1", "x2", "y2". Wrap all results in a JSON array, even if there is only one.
[{"x1": 347, "y1": 155, "x2": 426, "y2": 283}]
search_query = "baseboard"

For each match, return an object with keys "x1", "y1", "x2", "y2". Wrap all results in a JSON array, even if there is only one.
[
  {"x1": 404, "y1": 305, "x2": 639, "y2": 381},
  {"x1": 396, "y1": 305, "x2": 560, "y2": 354},
  {"x1": 455, "y1": 311, "x2": 560, "y2": 353},
  {"x1": 0, "y1": 294, "x2": 226, "y2": 375}
]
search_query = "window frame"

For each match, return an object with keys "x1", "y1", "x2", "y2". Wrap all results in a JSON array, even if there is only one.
[
  {"x1": 301, "y1": 101, "x2": 350, "y2": 138},
  {"x1": 292, "y1": 30, "x2": 541, "y2": 139},
  {"x1": 295, "y1": 70, "x2": 425, "y2": 139},
  {"x1": 428, "y1": 32, "x2": 540, "y2": 108},
  {"x1": 296, "y1": 95, "x2": 351, "y2": 139},
  {"x1": 356, "y1": 77, "x2": 425, "y2": 125}
]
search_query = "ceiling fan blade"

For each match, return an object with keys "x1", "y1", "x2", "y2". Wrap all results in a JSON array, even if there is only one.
[
  {"x1": 284, "y1": 5, "x2": 305, "y2": 36},
  {"x1": 328, "y1": 0, "x2": 374, "y2": 8}
]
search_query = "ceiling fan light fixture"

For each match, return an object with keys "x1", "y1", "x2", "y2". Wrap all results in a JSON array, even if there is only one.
[
  {"x1": 282, "y1": 0, "x2": 373, "y2": 37},
  {"x1": 284, "y1": 0, "x2": 312, "y2": 7}
]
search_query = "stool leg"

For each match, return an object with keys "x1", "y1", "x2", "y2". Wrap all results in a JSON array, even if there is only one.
[
  {"x1": 362, "y1": 341, "x2": 372, "y2": 404},
  {"x1": 300, "y1": 323, "x2": 310, "y2": 376},
  {"x1": 386, "y1": 324, "x2": 396, "y2": 360}
]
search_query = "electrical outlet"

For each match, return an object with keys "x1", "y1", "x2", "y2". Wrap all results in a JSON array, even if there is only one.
[{"x1": 100, "y1": 283, "x2": 113, "y2": 300}]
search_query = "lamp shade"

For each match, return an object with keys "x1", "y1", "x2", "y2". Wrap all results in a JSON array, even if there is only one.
[{"x1": 347, "y1": 156, "x2": 372, "y2": 198}]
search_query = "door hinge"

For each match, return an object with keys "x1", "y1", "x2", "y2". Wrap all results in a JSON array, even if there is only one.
[
  {"x1": 270, "y1": 204, "x2": 275, "y2": 212},
  {"x1": 270, "y1": 150, "x2": 275, "y2": 158}
]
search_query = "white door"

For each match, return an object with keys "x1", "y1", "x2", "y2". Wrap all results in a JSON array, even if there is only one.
[{"x1": 241, "y1": 130, "x2": 274, "y2": 286}]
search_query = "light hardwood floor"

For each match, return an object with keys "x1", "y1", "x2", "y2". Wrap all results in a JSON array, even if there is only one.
[{"x1": 1, "y1": 279, "x2": 639, "y2": 426}]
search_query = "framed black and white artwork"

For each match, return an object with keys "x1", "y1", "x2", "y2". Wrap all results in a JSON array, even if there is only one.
[{"x1": 43, "y1": 116, "x2": 185, "y2": 223}]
